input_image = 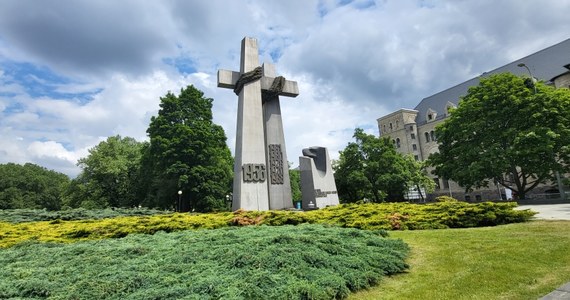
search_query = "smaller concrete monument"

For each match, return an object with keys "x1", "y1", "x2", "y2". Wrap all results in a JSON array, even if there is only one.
[{"x1": 299, "y1": 147, "x2": 339, "y2": 210}]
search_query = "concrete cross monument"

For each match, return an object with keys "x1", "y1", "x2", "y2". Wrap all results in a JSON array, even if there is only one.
[{"x1": 218, "y1": 37, "x2": 299, "y2": 211}]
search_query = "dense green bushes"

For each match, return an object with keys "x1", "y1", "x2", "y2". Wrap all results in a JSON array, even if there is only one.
[
  {"x1": 0, "y1": 201, "x2": 535, "y2": 248},
  {"x1": 237, "y1": 201, "x2": 536, "y2": 230},
  {"x1": 0, "y1": 163, "x2": 70, "y2": 210},
  {"x1": 0, "y1": 224, "x2": 409, "y2": 300},
  {"x1": 307, "y1": 201, "x2": 536, "y2": 230},
  {"x1": 0, "y1": 207, "x2": 170, "y2": 223}
]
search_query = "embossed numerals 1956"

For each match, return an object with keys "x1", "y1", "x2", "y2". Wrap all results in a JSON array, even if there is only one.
[{"x1": 242, "y1": 164, "x2": 266, "y2": 183}]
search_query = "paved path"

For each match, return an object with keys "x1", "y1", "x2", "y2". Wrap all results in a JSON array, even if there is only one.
[
  {"x1": 541, "y1": 283, "x2": 570, "y2": 300},
  {"x1": 515, "y1": 203, "x2": 570, "y2": 220}
]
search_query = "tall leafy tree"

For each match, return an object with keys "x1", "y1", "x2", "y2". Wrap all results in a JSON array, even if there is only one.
[
  {"x1": 143, "y1": 85, "x2": 232, "y2": 212},
  {"x1": 334, "y1": 128, "x2": 425, "y2": 202},
  {"x1": 428, "y1": 73, "x2": 570, "y2": 199},
  {"x1": 404, "y1": 156, "x2": 435, "y2": 202},
  {"x1": 67, "y1": 135, "x2": 144, "y2": 208},
  {"x1": 0, "y1": 163, "x2": 70, "y2": 210}
]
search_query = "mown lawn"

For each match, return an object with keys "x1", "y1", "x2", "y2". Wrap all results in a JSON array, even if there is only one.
[{"x1": 350, "y1": 220, "x2": 570, "y2": 300}]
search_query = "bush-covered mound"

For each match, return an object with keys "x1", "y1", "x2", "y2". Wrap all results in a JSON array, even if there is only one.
[
  {"x1": 0, "y1": 201, "x2": 536, "y2": 248},
  {"x1": 0, "y1": 207, "x2": 170, "y2": 223},
  {"x1": 0, "y1": 224, "x2": 409, "y2": 300},
  {"x1": 241, "y1": 201, "x2": 537, "y2": 230}
]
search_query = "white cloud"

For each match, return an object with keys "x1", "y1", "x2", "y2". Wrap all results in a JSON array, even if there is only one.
[{"x1": 0, "y1": 0, "x2": 569, "y2": 177}]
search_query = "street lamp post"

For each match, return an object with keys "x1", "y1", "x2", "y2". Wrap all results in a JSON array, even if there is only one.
[
  {"x1": 518, "y1": 63, "x2": 566, "y2": 201},
  {"x1": 177, "y1": 190, "x2": 182, "y2": 212},
  {"x1": 225, "y1": 193, "x2": 233, "y2": 210},
  {"x1": 517, "y1": 63, "x2": 537, "y2": 94}
]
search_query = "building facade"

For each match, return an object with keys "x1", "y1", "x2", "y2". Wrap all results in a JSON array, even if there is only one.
[{"x1": 377, "y1": 38, "x2": 570, "y2": 202}]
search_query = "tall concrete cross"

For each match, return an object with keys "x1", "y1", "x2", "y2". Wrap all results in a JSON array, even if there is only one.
[{"x1": 218, "y1": 37, "x2": 299, "y2": 211}]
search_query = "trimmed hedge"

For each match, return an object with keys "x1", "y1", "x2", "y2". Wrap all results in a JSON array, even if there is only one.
[{"x1": 0, "y1": 224, "x2": 409, "y2": 300}]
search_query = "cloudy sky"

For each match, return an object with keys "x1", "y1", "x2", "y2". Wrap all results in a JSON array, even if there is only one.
[{"x1": 0, "y1": 0, "x2": 569, "y2": 177}]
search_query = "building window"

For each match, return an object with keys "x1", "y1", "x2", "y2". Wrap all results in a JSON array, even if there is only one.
[
  {"x1": 430, "y1": 130, "x2": 436, "y2": 142},
  {"x1": 412, "y1": 144, "x2": 417, "y2": 151},
  {"x1": 396, "y1": 120, "x2": 399, "y2": 129},
  {"x1": 414, "y1": 155, "x2": 419, "y2": 161},
  {"x1": 396, "y1": 138, "x2": 401, "y2": 148},
  {"x1": 465, "y1": 195, "x2": 471, "y2": 201},
  {"x1": 389, "y1": 123, "x2": 393, "y2": 130},
  {"x1": 428, "y1": 114, "x2": 433, "y2": 120},
  {"x1": 425, "y1": 132, "x2": 430, "y2": 143},
  {"x1": 411, "y1": 133, "x2": 416, "y2": 140},
  {"x1": 409, "y1": 125, "x2": 414, "y2": 131},
  {"x1": 475, "y1": 195, "x2": 482, "y2": 201},
  {"x1": 383, "y1": 125, "x2": 386, "y2": 133}
]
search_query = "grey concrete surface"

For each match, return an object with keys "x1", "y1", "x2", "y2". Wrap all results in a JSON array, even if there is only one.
[
  {"x1": 515, "y1": 203, "x2": 570, "y2": 220},
  {"x1": 540, "y1": 282, "x2": 570, "y2": 300}
]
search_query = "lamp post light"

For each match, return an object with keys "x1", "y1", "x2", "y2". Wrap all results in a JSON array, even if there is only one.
[
  {"x1": 225, "y1": 193, "x2": 233, "y2": 210},
  {"x1": 177, "y1": 190, "x2": 182, "y2": 212},
  {"x1": 517, "y1": 63, "x2": 537, "y2": 94}
]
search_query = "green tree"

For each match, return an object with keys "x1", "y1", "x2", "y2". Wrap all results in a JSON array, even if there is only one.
[
  {"x1": 0, "y1": 163, "x2": 70, "y2": 210},
  {"x1": 404, "y1": 156, "x2": 435, "y2": 202},
  {"x1": 428, "y1": 73, "x2": 570, "y2": 199},
  {"x1": 143, "y1": 85, "x2": 233, "y2": 212},
  {"x1": 334, "y1": 128, "x2": 417, "y2": 202},
  {"x1": 66, "y1": 135, "x2": 144, "y2": 208},
  {"x1": 289, "y1": 164, "x2": 301, "y2": 205}
]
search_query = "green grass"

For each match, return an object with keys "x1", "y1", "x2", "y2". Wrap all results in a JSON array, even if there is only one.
[
  {"x1": 0, "y1": 224, "x2": 409, "y2": 299},
  {"x1": 349, "y1": 220, "x2": 570, "y2": 300}
]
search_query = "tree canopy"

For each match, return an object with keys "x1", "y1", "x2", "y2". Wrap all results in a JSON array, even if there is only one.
[
  {"x1": 428, "y1": 73, "x2": 570, "y2": 199},
  {"x1": 0, "y1": 163, "x2": 70, "y2": 210},
  {"x1": 141, "y1": 85, "x2": 233, "y2": 212},
  {"x1": 334, "y1": 128, "x2": 433, "y2": 202},
  {"x1": 66, "y1": 135, "x2": 144, "y2": 209}
]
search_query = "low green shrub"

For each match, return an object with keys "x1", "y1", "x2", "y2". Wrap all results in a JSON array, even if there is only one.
[
  {"x1": 0, "y1": 201, "x2": 535, "y2": 248},
  {"x1": 0, "y1": 224, "x2": 409, "y2": 300},
  {"x1": 0, "y1": 207, "x2": 170, "y2": 223}
]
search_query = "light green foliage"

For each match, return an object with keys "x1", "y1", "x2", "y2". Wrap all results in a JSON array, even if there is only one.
[
  {"x1": 0, "y1": 163, "x2": 70, "y2": 210},
  {"x1": 429, "y1": 73, "x2": 570, "y2": 199},
  {"x1": 0, "y1": 212, "x2": 234, "y2": 248},
  {"x1": 142, "y1": 85, "x2": 233, "y2": 212},
  {"x1": 306, "y1": 201, "x2": 535, "y2": 230},
  {"x1": 0, "y1": 202, "x2": 534, "y2": 248},
  {"x1": 232, "y1": 201, "x2": 534, "y2": 231},
  {"x1": 434, "y1": 195, "x2": 457, "y2": 202},
  {"x1": 335, "y1": 128, "x2": 433, "y2": 202},
  {"x1": 289, "y1": 165, "x2": 301, "y2": 203},
  {"x1": 0, "y1": 225, "x2": 409, "y2": 299},
  {"x1": 404, "y1": 156, "x2": 436, "y2": 201},
  {"x1": 67, "y1": 135, "x2": 144, "y2": 209}
]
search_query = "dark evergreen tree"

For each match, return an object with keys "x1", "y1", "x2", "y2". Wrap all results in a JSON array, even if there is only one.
[{"x1": 142, "y1": 85, "x2": 233, "y2": 212}]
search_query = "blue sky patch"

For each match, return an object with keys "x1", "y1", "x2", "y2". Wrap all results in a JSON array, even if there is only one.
[
  {"x1": 1, "y1": 61, "x2": 100, "y2": 104},
  {"x1": 163, "y1": 56, "x2": 198, "y2": 74}
]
